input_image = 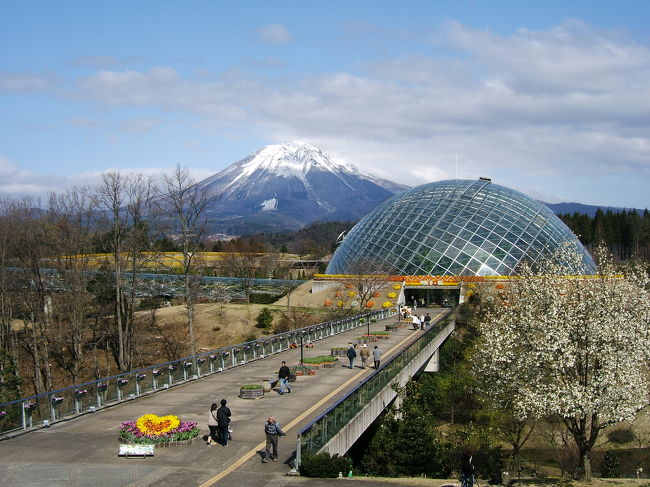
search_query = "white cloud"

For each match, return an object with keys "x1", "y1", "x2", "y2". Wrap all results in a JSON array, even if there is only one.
[
  {"x1": 7, "y1": 21, "x2": 650, "y2": 208},
  {"x1": 69, "y1": 55, "x2": 144, "y2": 68},
  {"x1": 0, "y1": 156, "x2": 18, "y2": 176},
  {"x1": 119, "y1": 118, "x2": 159, "y2": 134},
  {"x1": 66, "y1": 117, "x2": 102, "y2": 129},
  {"x1": 257, "y1": 24, "x2": 293, "y2": 45},
  {"x1": 0, "y1": 71, "x2": 58, "y2": 93}
]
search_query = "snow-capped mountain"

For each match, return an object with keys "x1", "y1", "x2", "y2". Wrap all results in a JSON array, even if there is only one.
[{"x1": 198, "y1": 143, "x2": 409, "y2": 234}]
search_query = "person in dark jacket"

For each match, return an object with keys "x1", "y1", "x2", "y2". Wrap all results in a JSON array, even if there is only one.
[
  {"x1": 460, "y1": 449, "x2": 475, "y2": 487},
  {"x1": 216, "y1": 398, "x2": 231, "y2": 446},
  {"x1": 346, "y1": 344, "x2": 357, "y2": 369},
  {"x1": 262, "y1": 416, "x2": 285, "y2": 462},
  {"x1": 278, "y1": 361, "x2": 291, "y2": 394}
]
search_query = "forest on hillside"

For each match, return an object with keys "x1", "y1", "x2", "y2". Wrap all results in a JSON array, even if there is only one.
[{"x1": 559, "y1": 208, "x2": 650, "y2": 261}]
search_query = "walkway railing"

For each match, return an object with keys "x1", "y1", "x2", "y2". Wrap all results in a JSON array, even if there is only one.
[
  {"x1": 0, "y1": 308, "x2": 395, "y2": 437},
  {"x1": 295, "y1": 308, "x2": 455, "y2": 465}
]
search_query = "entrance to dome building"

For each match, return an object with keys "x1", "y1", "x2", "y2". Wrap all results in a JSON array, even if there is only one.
[{"x1": 404, "y1": 287, "x2": 459, "y2": 308}]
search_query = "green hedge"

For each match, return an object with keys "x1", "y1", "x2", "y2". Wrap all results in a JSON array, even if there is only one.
[
  {"x1": 302, "y1": 356, "x2": 338, "y2": 364},
  {"x1": 299, "y1": 452, "x2": 352, "y2": 478},
  {"x1": 249, "y1": 293, "x2": 281, "y2": 304}
]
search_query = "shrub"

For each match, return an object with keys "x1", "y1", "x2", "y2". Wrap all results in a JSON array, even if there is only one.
[
  {"x1": 249, "y1": 292, "x2": 280, "y2": 304},
  {"x1": 255, "y1": 307, "x2": 274, "y2": 328},
  {"x1": 302, "y1": 356, "x2": 337, "y2": 364},
  {"x1": 240, "y1": 384, "x2": 263, "y2": 390},
  {"x1": 599, "y1": 449, "x2": 621, "y2": 478},
  {"x1": 299, "y1": 452, "x2": 352, "y2": 478}
]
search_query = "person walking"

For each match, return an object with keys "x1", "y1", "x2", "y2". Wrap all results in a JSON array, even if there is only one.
[
  {"x1": 372, "y1": 345, "x2": 382, "y2": 369},
  {"x1": 460, "y1": 449, "x2": 475, "y2": 487},
  {"x1": 207, "y1": 402, "x2": 219, "y2": 446},
  {"x1": 262, "y1": 416, "x2": 285, "y2": 463},
  {"x1": 419, "y1": 313, "x2": 425, "y2": 330},
  {"x1": 411, "y1": 314, "x2": 421, "y2": 331},
  {"x1": 359, "y1": 344, "x2": 370, "y2": 368},
  {"x1": 217, "y1": 398, "x2": 231, "y2": 446},
  {"x1": 424, "y1": 312, "x2": 431, "y2": 328},
  {"x1": 346, "y1": 344, "x2": 357, "y2": 369},
  {"x1": 278, "y1": 361, "x2": 291, "y2": 395}
]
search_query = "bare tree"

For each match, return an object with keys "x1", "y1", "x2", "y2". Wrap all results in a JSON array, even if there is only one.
[
  {"x1": 46, "y1": 188, "x2": 97, "y2": 384},
  {"x1": 8, "y1": 198, "x2": 54, "y2": 394},
  {"x1": 0, "y1": 198, "x2": 22, "y2": 399},
  {"x1": 97, "y1": 171, "x2": 156, "y2": 370},
  {"x1": 342, "y1": 258, "x2": 394, "y2": 310},
  {"x1": 220, "y1": 239, "x2": 272, "y2": 327},
  {"x1": 158, "y1": 165, "x2": 212, "y2": 356}
]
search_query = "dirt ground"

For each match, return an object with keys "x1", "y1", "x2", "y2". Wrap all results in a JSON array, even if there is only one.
[{"x1": 141, "y1": 280, "x2": 333, "y2": 352}]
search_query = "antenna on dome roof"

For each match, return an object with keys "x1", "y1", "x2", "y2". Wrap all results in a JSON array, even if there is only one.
[{"x1": 479, "y1": 177, "x2": 492, "y2": 182}]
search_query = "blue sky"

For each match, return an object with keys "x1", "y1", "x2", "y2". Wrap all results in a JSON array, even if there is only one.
[{"x1": 2, "y1": 0, "x2": 650, "y2": 208}]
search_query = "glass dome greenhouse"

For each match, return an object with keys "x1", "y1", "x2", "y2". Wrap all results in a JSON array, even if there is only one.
[{"x1": 327, "y1": 179, "x2": 596, "y2": 277}]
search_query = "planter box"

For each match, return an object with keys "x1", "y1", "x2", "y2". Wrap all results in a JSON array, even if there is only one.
[
  {"x1": 307, "y1": 369, "x2": 317, "y2": 376},
  {"x1": 385, "y1": 324, "x2": 398, "y2": 331},
  {"x1": 240, "y1": 387, "x2": 264, "y2": 399},
  {"x1": 331, "y1": 349, "x2": 348, "y2": 357},
  {"x1": 372, "y1": 334, "x2": 390, "y2": 339},
  {"x1": 321, "y1": 359, "x2": 339, "y2": 368}
]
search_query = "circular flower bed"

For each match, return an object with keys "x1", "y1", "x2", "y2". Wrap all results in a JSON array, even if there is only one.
[{"x1": 119, "y1": 414, "x2": 199, "y2": 444}]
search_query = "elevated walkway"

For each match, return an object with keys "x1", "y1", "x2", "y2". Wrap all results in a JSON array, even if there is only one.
[
  {"x1": 296, "y1": 310, "x2": 454, "y2": 463},
  {"x1": 0, "y1": 309, "x2": 454, "y2": 487}
]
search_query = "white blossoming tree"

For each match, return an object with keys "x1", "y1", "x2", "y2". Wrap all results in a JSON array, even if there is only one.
[{"x1": 473, "y1": 246, "x2": 650, "y2": 481}]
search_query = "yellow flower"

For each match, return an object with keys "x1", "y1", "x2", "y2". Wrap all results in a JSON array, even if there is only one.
[
  {"x1": 387, "y1": 292, "x2": 397, "y2": 298},
  {"x1": 382, "y1": 301, "x2": 392, "y2": 308},
  {"x1": 136, "y1": 414, "x2": 180, "y2": 436}
]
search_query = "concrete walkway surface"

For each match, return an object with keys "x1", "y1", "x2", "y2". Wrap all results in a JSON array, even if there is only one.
[{"x1": 0, "y1": 310, "x2": 449, "y2": 487}]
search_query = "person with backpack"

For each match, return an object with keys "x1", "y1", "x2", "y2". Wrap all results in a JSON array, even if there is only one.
[
  {"x1": 262, "y1": 416, "x2": 285, "y2": 462},
  {"x1": 217, "y1": 398, "x2": 231, "y2": 446}
]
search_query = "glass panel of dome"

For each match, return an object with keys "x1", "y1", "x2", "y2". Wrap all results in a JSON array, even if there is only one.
[
  {"x1": 326, "y1": 179, "x2": 596, "y2": 277},
  {"x1": 469, "y1": 233, "x2": 485, "y2": 246},
  {"x1": 444, "y1": 246, "x2": 461, "y2": 260}
]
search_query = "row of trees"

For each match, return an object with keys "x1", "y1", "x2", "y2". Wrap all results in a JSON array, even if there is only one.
[
  {"x1": 559, "y1": 208, "x2": 650, "y2": 261},
  {"x1": 0, "y1": 167, "x2": 294, "y2": 402}
]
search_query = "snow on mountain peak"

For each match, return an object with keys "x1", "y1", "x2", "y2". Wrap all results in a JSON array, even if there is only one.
[{"x1": 239, "y1": 142, "x2": 348, "y2": 182}]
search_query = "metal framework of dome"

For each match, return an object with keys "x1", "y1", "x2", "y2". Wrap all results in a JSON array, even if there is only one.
[{"x1": 327, "y1": 179, "x2": 596, "y2": 277}]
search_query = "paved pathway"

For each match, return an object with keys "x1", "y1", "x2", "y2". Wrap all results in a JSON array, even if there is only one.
[{"x1": 0, "y1": 310, "x2": 450, "y2": 487}]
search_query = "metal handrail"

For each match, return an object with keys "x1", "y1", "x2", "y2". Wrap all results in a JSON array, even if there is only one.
[
  {"x1": 295, "y1": 308, "x2": 455, "y2": 466},
  {"x1": 0, "y1": 308, "x2": 395, "y2": 437}
]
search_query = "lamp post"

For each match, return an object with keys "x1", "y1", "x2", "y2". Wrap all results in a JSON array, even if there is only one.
[
  {"x1": 299, "y1": 333, "x2": 304, "y2": 365},
  {"x1": 366, "y1": 313, "x2": 370, "y2": 336}
]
